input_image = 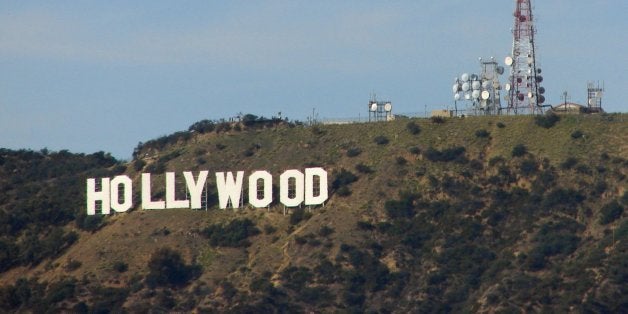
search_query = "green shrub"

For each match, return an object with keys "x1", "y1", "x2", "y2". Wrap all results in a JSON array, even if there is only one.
[
  {"x1": 188, "y1": 119, "x2": 216, "y2": 133},
  {"x1": 146, "y1": 248, "x2": 201, "y2": 287},
  {"x1": 511, "y1": 144, "x2": 527, "y2": 157},
  {"x1": 346, "y1": 147, "x2": 362, "y2": 157},
  {"x1": 113, "y1": 261, "x2": 128, "y2": 273},
  {"x1": 534, "y1": 113, "x2": 560, "y2": 128},
  {"x1": 571, "y1": 130, "x2": 584, "y2": 139},
  {"x1": 263, "y1": 224, "x2": 277, "y2": 234},
  {"x1": 496, "y1": 122, "x2": 506, "y2": 128},
  {"x1": 133, "y1": 159, "x2": 146, "y2": 171},
  {"x1": 408, "y1": 146, "x2": 421, "y2": 155},
  {"x1": 374, "y1": 135, "x2": 389, "y2": 145},
  {"x1": 336, "y1": 186, "x2": 352, "y2": 197},
  {"x1": 332, "y1": 169, "x2": 358, "y2": 190},
  {"x1": 561, "y1": 157, "x2": 579, "y2": 170},
  {"x1": 406, "y1": 121, "x2": 421, "y2": 135},
  {"x1": 355, "y1": 163, "x2": 373, "y2": 174},
  {"x1": 599, "y1": 201, "x2": 624, "y2": 225},
  {"x1": 431, "y1": 116, "x2": 446, "y2": 124},
  {"x1": 396, "y1": 156, "x2": 407, "y2": 166},
  {"x1": 202, "y1": 219, "x2": 260, "y2": 247},
  {"x1": 318, "y1": 226, "x2": 335, "y2": 237},
  {"x1": 475, "y1": 129, "x2": 490, "y2": 138},
  {"x1": 289, "y1": 208, "x2": 312, "y2": 225},
  {"x1": 424, "y1": 146, "x2": 466, "y2": 162},
  {"x1": 520, "y1": 159, "x2": 539, "y2": 176}
]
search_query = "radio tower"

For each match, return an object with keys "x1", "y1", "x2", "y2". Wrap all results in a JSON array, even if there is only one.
[{"x1": 504, "y1": 0, "x2": 546, "y2": 114}]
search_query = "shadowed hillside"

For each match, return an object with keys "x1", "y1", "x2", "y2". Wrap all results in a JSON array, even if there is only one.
[{"x1": 0, "y1": 114, "x2": 627, "y2": 312}]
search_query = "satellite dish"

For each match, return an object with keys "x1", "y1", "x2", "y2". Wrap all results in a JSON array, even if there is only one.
[
  {"x1": 505, "y1": 83, "x2": 512, "y2": 91},
  {"x1": 384, "y1": 103, "x2": 392, "y2": 112},
  {"x1": 482, "y1": 80, "x2": 491, "y2": 89},
  {"x1": 481, "y1": 90, "x2": 490, "y2": 100},
  {"x1": 527, "y1": 57, "x2": 534, "y2": 65},
  {"x1": 461, "y1": 73, "x2": 469, "y2": 82},
  {"x1": 538, "y1": 86, "x2": 545, "y2": 94},
  {"x1": 464, "y1": 93, "x2": 471, "y2": 100},
  {"x1": 539, "y1": 95, "x2": 546, "y2": 104},
  {"x1": 528, "y1": 92, "x2": 534, "y2": 99},
  {"x1": 589, "y1": 99, "x2": 596, "y2": 106},
  {"x1": 472, "y1": 80, "x2": 481, "y2": 90},
  {"x1": 370, "y1": 103, "x2": 378, "y2": 112},
  {"x1": 472, "y1": 90, "x2": 481, "y2": 99},
  {"x1": 493, "y1": 81, "x2": 501, "y2": 89},
  {"x1": 462, "y1": 82, "x2": 470, "y2": 92},
  {"x1": 537, "y1": 68, "x2": 542, "y2": 74},
  {"x1": 505, "y1": 56, "x2": 514, "y2": 66},
  {"x1": 517, "y1": 93, "x2": 525, "y2": 101},
  {"x1": 496, "y1": 66, "x2": 505, "y2": 75},
  {"x1": 453, "y1": 84, "x2": 460, "y2": 93},
  {"x1": 536, "y1": 75, "x2": 543, "y2": 83},
  {"x1": 454, "y1": 93, "x2": 461, "y2": 101},
  {"x1": 470, "y1": 74, "x2": 479, "y2": 81}
]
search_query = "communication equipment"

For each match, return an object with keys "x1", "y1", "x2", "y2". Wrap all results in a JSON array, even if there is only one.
[
  {"x1": 384, "y1": 103, "x2": 392, "y2": 112},
  {"x1": 505, "y1": 56, "x2": 514, "y2": 66},
  {"x1": 462, "y1": 82, "x2": 470, "y2": 92},
  {"x1": 505, "y1": 0, "x2": 545, "y2": 114},
  {"x1": 481, "y1": 90, "x2": 490, "y2": 100}
]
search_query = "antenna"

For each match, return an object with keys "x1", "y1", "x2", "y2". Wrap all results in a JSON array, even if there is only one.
[{"x1": 505, "y1": 0, "x2": 546, "y2": 114}]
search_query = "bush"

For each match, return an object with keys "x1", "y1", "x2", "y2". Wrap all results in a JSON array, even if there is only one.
[
  {"x1": 408, "y1": 146, "x2": 421, "y2": 155},
  {"x1": 113, "y1": 261, "x2": 128, "y2": 273},
  {"x1": 424, "y1": 146, "x2": 466, "y2": 163},
  {"x1": 146, "y1": 248, "x2": 201, "y2": 287},
  {"x1": 188, "y1": 119, "x2": 216, "y2": 133},
  {"x1": 318, "y1": 226, "x2": 335, "y2": 237},
  {"x1": 475, "y1": 129, "x2": 490, "y2": 138},
  {"x1": 535, "y1": 113, "x2": 560, "y2": 128},
  {"x1": 511, "y1": 144, "x2": 527, "y2": 157},
  {"x1": 332, "y1": 169, "x2": 358, "y2": 190},
  {"x1": 406, "y1": 121, "x2": 421, "y2": 135},
  {"x1": 396, "y1": 156, "x2": 407, "y2": 166},
  {"x1": 561, "y1": 157, "x2": 579, "y2": 170},
  {"x1": 289, "y1": 208, "x2": 312, "y2": 225},
  {"x1": 133, "y1": 159, "x2": 146, "y2": 171},
  {"x1": 336, "y1": 186, "x2": 351, "y2": 197},
  {"x1": 496, "y1": 122, "x2": 506, "y2": 128},
  {"x1": 373, "y1": 135, "x2": 389, "y2": 145},
  {"x1": 599, "y1": 201, "x2": 624, "y2": 225},
  {"x1": 520, "y1": 159, "x2": 539, "y2": 176},
  {"x1": 346, "y1": 147, "x2": 362, "y2": 157},
  {"x1": 571, "y1": 130, "x2": 584, "y2": 139},
  {"x1": 431, "y1": 116, "x2": 446, "y2": 124},
  {"x1": 384, "y1": 193, "x2": 418, "y2": 219},
  {"x1": 201, "y1": 219, "x2": 260, "y2": 247},
  {"x1": 355, "y1": 163, "x2": 373, "y2": 174}
]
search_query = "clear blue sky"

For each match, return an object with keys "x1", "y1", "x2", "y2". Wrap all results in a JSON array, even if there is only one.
[{"x1": 1, "y1": 1, "x2": 626, "y2": 159}]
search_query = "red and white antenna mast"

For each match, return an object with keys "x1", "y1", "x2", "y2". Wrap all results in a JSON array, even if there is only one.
[{"x1": 504, "y1": 0, "x2": 546, "y2": 114}]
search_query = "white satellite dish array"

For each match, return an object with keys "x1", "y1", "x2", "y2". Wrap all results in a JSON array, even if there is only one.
[
  {"x1": 368, "y1": 99, "x2": 394, "y2": 122},
  {"x1": 452, "y1": 57, "x2": 504, "y2": 115}
]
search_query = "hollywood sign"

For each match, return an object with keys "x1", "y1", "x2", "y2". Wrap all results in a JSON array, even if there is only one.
[{"x1": 86, "y1": 168, "x2": 328, "y2": 215}]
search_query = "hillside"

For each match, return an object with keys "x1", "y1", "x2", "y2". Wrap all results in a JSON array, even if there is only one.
[{"x1": 1, "y1": 113, "x2": 627, "y2": 312}]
